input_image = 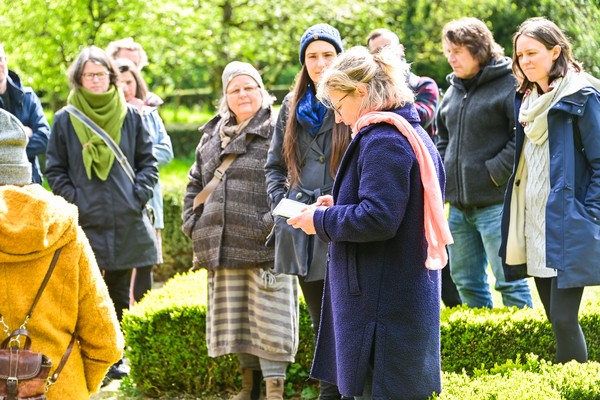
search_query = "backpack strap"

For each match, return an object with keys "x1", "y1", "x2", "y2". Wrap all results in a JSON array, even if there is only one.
[
  {"x1": 0, "y1": 248, "x2": 62, "y2": 340},
  {"x1": 192, "y1": 134, "x2": 256, "y2": 210},
  {"x1": 24, "y1": 248, "x2": 62, "y2": 324},
  {"x1": 47, "y1": 333, "x2": 77, "y2": 386}
]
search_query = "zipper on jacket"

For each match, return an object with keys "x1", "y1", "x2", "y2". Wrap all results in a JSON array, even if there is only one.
[{"x1": 456, "y1": 92, "x2": 469, "y2": 207}]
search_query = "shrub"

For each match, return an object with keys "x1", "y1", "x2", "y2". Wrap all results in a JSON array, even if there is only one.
[
  {"x1": 166, "y1": 122, "x2": 204, "y2": 160},
  {"x1": 123, "y1": 270, "x2": 600, "y2": 399},
  {"x1": 440, "y1": 303, "x2": 600, "y2": 373},
  {"x1": 432, "y1": 355, "x2": 600, "y2": 399},
  {"x1": 155, "y1": 187, "x2": 193, "y2": 282}
]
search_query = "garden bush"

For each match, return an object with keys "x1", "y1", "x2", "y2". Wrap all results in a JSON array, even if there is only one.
[
  {"x1": 167, "y1": 122, "x2": 204, "y2": 160},
  {"x1": 433, "y1": 355, "x2": 600, "y2": 399},
  {"x1": 441, "y1": 303, "x2": 600, "y2": 373},
  {"x1": 122, "y1": 270, "x2": 600, "y2": 399}
]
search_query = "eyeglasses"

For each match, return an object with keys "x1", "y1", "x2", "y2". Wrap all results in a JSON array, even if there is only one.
[
  {"x1": 82, "y1": 71, "x2": 110, "y2": 81},
  {"x1": 226, "y1": 85, "x2": 259, "y2": 97},
  {"x1": 331, "y1": 93, "x2": 349, "y2": 117}
]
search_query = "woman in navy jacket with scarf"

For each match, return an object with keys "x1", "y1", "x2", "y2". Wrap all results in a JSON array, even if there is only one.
[
  {"x1": 289, "y1": 46, "x2": 451, "y2": 399},
  {"x1": 500, "y1": 17, "x2": 600, "y2": 363}
]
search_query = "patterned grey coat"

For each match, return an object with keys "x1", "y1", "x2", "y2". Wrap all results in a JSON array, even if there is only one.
[{"x1": 182, "y1": 107, "x2": 275, "y2": 270}]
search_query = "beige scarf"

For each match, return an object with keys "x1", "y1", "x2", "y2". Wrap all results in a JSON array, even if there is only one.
[
  {"x1": 506, "y1": 71, "x2": 600, "y2": 265},
  {"x1": 219, "y1": 117, "x2": 251, "y2": 149}
]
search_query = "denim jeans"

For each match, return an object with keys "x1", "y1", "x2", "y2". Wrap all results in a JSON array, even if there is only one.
[{"x1": 448, "y1": 204, "x2": 533, "y2": 308}]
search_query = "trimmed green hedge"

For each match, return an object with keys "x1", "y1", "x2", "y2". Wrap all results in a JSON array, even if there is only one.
[
  {"x1": 441, "y1": 304, "x2": 600, "y2": 373},
  {"x1": 122, "y1": 271, "x2": 317, "y2": 398},
  {"x1": 122, "y1": 271, "x2": 600, "y2": 398},
  {"x1": 435, "y1": 356, "x2": 600, "y2": 399}
]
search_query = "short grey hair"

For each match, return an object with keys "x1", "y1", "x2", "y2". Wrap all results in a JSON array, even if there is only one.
[{"x1": 67, "y1": 46, "x2": 119, "y2": 90}]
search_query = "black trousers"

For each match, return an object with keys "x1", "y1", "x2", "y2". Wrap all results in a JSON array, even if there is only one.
[
  {"x1": 132, "y1": 265, "x2": 154, "y2": 303},
  {"x1": 299, "y1": 276, "x2": 343, "y2": 400},
  {"x1": 441, "y1": 261, "x2": 462, "y2": 308},
  {"x1": 103, "y1": 269, "x2": 133, "y2": 322},
  {"x1": 535, "y1": 277, "x2": 587, "y2": 363}
]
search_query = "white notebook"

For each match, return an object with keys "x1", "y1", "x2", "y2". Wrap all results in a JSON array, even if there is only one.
[{"x1": 272, "y1": 198, "x2": 307, "y2": 219}]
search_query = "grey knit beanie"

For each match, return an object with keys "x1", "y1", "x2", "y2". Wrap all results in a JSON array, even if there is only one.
[
  {"x1": 299, "y1": 23, "x2": 343, "y2": 64},
  {"x1": 0, "y1": 108, "x2": 32, "y2": 185},
  {"x1": 221, "y1": 61, "x2": 264, "y2": 96}
]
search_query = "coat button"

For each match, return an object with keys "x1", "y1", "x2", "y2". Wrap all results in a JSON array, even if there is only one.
[
  {"x1": 295, "y1": 192, "x2": 303, "y2": 200},
  {"x1": 218, "y1": 197, "x2": 224, "y2": 203},
  {"x1": 319, "y1": 156, "x2": 325, "y2": 164}
]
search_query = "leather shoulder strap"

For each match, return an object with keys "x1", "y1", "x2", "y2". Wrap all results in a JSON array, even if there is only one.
[
  {"x1": 193, "y1": 134, "x2": 256, "y2": 210},
  {"x1": 48, "y1": 334, "x2": 77, "y2": 385},
  {"x1": 26, "y1": 248, "x2": 62, "y2": 321}
]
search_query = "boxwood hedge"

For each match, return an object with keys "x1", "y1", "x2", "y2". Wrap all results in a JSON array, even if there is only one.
[{"x1": 122, "y1": 271, "x2": 600, "y2": 398}]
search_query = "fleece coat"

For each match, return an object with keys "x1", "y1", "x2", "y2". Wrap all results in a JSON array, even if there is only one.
[
  {"x1": 0, "y1": 185, "x2": 124, "y2": 399},
  {"x1": 311, "y1": 105, "x2": 443, "y2": 399},
  {"x1": 435, "y1": 56, "x2": 516, "y2": 208}
]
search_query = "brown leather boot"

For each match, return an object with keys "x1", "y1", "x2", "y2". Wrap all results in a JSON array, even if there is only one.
[
  {"x1": 231, "y1": 369, "x2": 263, "y2": 400},
  {"x1": 265, "y1": 377, "x2": 285, "y2": 400}
]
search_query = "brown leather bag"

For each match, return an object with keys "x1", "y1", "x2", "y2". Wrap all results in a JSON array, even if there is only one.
[
  {"x1": 0, "y1": 329, "x2": 52, "y2": 400},
  {"x1": 0, "y1": 248, "x2": 75, "y2": 400}
]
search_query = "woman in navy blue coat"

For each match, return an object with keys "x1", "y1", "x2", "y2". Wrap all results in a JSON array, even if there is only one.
[
  {"x1": 500, "y1": 18, "x2": 600, "y2": 364},
  {"x1": 289, "y1": 46, "x2": 452, "y2": 399}
]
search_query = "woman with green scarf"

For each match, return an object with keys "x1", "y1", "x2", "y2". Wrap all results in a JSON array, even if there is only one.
[{"x1": 45, "y1": 46, "x2": 158, "y2": 382}]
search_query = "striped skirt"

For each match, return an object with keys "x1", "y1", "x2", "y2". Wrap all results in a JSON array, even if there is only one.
[{"x1": 206, "y1": 268, "x2": 299, "y2": 362}]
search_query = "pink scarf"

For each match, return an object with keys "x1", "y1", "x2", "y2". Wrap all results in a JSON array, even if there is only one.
[{"x1": 353, "y1": 111, "x2": 453, "y2": 270}]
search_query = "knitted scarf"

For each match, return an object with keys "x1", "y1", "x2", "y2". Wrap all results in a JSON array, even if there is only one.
[
  {"x1": 353, "y1": 111, "x2": 453, "y2": 270},
  {"x1": 519, "y1": 71, "x2": 600, "y2": 145},
  {"x1": 67, "y1": 86, "x2": 127, "y2": 181},
  {"x1": 296, "y1": 84, "x2": 327, "y2": 137},
  {"x1": 219, "y1": 116, "x2": 251, "y2": 149}
]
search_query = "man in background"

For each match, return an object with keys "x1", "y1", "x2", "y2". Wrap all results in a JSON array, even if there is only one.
[
  {"x1": 367, "y1": 28, "x2": 439, "y2": 137},
  {"x1": 106, "y1": 38, "x2": 163, "y2": 107},
  {"x1": 0, "y1": 44, "x2": 50, "y2": 184},
  {"x1": 367, "y1": 28, "x2": 462, "y2": 307}
]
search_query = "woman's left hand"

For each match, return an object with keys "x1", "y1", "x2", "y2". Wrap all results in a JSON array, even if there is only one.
[{"x1": 287, "y1": 205, "x2": 317, "y2": 235}]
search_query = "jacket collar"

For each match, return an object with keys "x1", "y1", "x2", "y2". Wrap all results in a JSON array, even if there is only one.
[
  {"x1": 550, "y1": 86, "x2": 600, "y2": 116},
  {"x1": 4, "y1": 71, "x2": 24, "y2": 103},
  {"x1": 201, "y1": 106, "x2": 273, "y2": 155},
  {"x1": 356, "y1": 105, "x2": 421, "y2": 136},
  {"x1": 447, "y1": 56, "x2": 513, "y2": 91}
]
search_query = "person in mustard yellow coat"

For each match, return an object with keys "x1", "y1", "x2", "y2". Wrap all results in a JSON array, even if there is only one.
[{"x1": 0, "y1": 108, "x2": 124, "y2": 398}]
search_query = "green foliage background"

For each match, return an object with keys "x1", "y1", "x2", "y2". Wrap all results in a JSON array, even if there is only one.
[{"x1": 1, "y1": 0, "x2": 598, "y2": 112}]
